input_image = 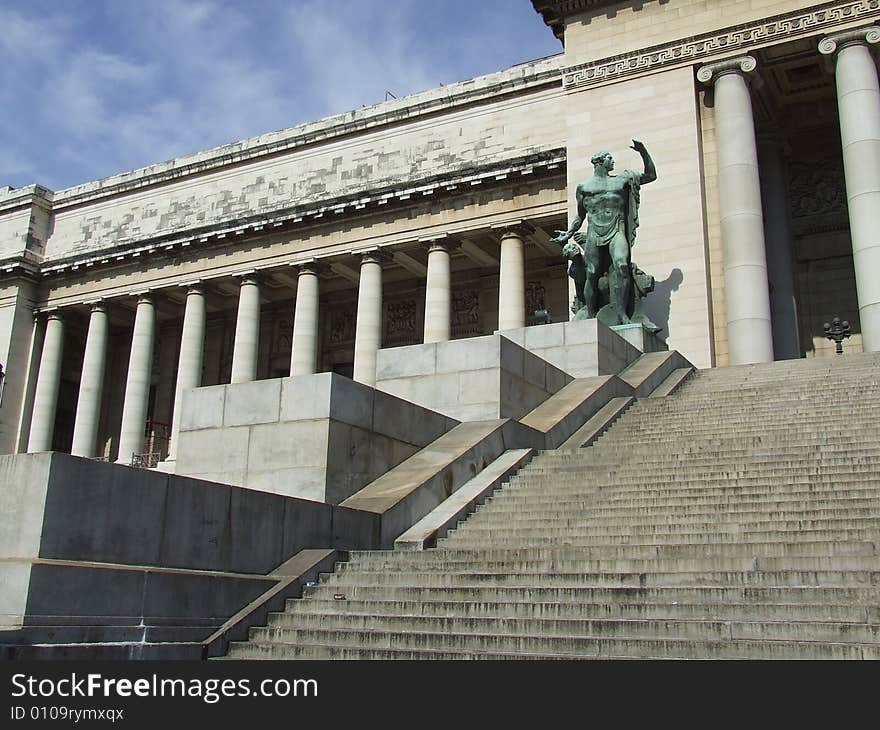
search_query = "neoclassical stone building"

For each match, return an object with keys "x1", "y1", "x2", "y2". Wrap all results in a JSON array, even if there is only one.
[{"x1": 1, "y1": 0, "x2": 878, "y2": 465}]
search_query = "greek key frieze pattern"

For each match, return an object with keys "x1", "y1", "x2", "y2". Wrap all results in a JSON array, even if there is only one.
[{"x1": 563, "y1": 0, "x2": 880, "y2": 90}]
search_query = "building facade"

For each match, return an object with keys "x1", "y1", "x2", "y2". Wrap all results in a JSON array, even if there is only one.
[{"x1": 1, "y1": 0, "x2": 877, "y2": 464}]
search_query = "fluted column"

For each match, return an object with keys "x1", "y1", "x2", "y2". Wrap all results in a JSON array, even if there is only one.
[
  {"x1": 757, "y1": 132, "x2": 800, "y2": 360},
  {"x1": 423, "y1": 239, "x2": 455, "y2": 343},
  {"x1": 27, "y1": 312, "x2": 64, "y2": 453},
  {"x1": 230, "y1": 273, "x2": 261, "y2": 383},
  {"x1": 166, "y1": 284, "x2": 205, "y2": 462},
  {"x1": 497, "y1": 226, "x2": 526, "y2": 331},
  {"x1": 290, "y1": 261, "x2": 321, "y2": 377},
  {"x1": 698, "y1": 56, "x2": 773, "y2": 365},
  {"x1": 820, "y1": 26, "x2": 880, "y2": 352},
  {"x1": 353, "y1": 250, "x2": 384, "y2": 387},
  {"x1": 71, "y1": 302, "x2": 109, "y2": 457},
  {"x1": 116, "y1": 294, "x2": 155, "y2": 464}
]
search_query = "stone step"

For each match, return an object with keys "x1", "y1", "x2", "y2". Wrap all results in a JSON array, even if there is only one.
[
  {"x1": 284, "y1": 597, "x2": 876, "y2": 624},
  {"x1": 514, "y1": 470, "x2": 880, "y2": 484},
  {"x1": 678, "y1": 381, "x2": 880, "y2": 392},
  {"x1": 337, "y1": 555, "x2": 880, "y2": 575},
  {"x1": 610, "y1": 405, "x2": 880, "y2": 417},
  {"x1": 478, "y1": 498, "x2": 880, "y2": 517},
  {"x1": 595, "y1": 432, "x2": 880, "y2": 445},
  {"x1": 314, "y1": 568, "x2": 880, "y2": 589},
  {"x1": 511, "y1": 463, "x2": 880, "y2": 477},
  {"x1": 301, "y1": 582, "x2": 880, "y2": 605},
  {"x1": 234, "y1": 627, "x2": 879, "y2": 659},
  {"x1": 634, "y1": 388, "x2": 880, "y2": 401},
  {"x1": 455, "y1": 515, "x2": 880, "y2": 533},
  {"x1": 500, "y1": 477, "x2": 880, "y2": 492},
  {"x1": 598, "y1": 427, "x2": 880, "y2": 441},
  {"x1": 504, "y1": 473, "x2": 880, "y2": 489},
  {"x1": 262, "y1": 612, "x2": 880, "y2": 644},
  {"x1": 224, "y1": 641, "x2": 582, "y2": 660},
  {"x1": 350, "y1": 541, "x2": 880, "y2": 563},
  {"x1": 486, "y1": 498, "x2": 880, "y2": 515},
  {"x1": 497, "y1": 481, "x2": 880, "y2": 499},
  {"x1": 525, "y1": 452, "x2": 880, "y2": 467},
  {"x1": 539, "y1": 445, "x2": 880, "y2": 459},
  {"x1": 442, "y1": 528, "x2": 880, "y2": 547},
  {"x1": 457, "y1": 516, "x2": 880, "y2": 535}
]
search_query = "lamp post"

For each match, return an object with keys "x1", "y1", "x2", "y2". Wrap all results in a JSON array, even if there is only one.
[{"x1": 823, "y1": 317, "x2": 852, "y2": 355}]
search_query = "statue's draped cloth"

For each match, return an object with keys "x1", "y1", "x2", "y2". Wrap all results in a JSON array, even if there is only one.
[{"x1": 583, "y1": 170, "x2": 641, "y2": 251}]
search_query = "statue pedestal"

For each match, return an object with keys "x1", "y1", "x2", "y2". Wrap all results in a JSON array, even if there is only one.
[{"x1": 610, "y1": 323, "x2": 667, "y2": 354}]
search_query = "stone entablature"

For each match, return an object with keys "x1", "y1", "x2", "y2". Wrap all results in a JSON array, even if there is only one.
[
  {"x1": 562, "y1": 0, "x2": 880, "y2": 90},
  {"x1": 35, "y1": 149, "x2": 566, "y2": 279}
]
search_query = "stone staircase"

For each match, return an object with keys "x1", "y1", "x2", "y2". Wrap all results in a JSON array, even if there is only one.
[{"x1": 225, "y1": 352, "x2": 880, "y2": 659}]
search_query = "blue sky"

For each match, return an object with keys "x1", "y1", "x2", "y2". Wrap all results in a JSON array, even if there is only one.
[{"x1": 1, "y1": 0, "x2": 561, "y2": 192}]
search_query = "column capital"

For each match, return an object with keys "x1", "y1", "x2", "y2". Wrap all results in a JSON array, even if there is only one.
[
  {"x1": 290, "y1": 258, "x2": 324, "y2": 276},
  {"x1": 34, "y1": 307, "x2": 65, "y2": 323},
  {"x1": 131, "y1": 290, "x2": 154, "y2": 305},
  {"x1": 491, "y1": 220, "x2": 535, "y2": 240},
  {"x1": 819, "y1": 25, "x2": 880, "y2": 57},
  {"x1": 233, "y1": 270, "x2": 260, "y2": 286},
  {"x1": 419, "y1": 235, "x2": 460, "y2": 254},
  {"x1": 353, "y1": 247, "x2": 389, "y2": 266},
  {"x1": 696, "y1": 55, "x2": 758, "y2": 85},
  {"x1": 83, "y1": 299, "x2": 108, "y2": 314}
]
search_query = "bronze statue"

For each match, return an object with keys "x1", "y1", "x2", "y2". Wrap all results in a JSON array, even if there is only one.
[{"x1": 552, "y1": 140, "x2": 659, "y2": 331}]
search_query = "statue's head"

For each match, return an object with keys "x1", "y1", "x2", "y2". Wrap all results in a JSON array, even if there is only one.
[{"x1": 591, "y1": 151, "x2": 614, "y2": 172}]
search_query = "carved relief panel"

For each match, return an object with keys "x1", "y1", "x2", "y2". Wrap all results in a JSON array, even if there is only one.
[
  {"x1": 789, "y1": 159, "x2": 848, "y2": 236},
  {"x1": 384, "y1": 298, "x2": 418, "y2": 346},
  {"x1": 451, "y1": 289, "x2": 481, "y2": 339}
]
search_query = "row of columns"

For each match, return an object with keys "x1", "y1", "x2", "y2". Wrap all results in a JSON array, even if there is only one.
[
  {"x1": 24, "y1": 226, "x2": 532, "y2": 457},
  {"x1": 698, "y1": 25, "x2": 880, "y2": 363}
]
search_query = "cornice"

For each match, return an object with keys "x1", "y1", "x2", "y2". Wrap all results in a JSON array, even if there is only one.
[
  {"x1": 531, "y1": 1, "x2": 651, "y2": 39},
  {"x1": 0, "y1": 185, "x2": 54, "y2": 216},
  {"x1": 0, "y1": 251, "x2": 42, "y2": 278},
  {"x1": 563, "y1": 0, "x2": 880, "y2": 90},
  {"x1": 32, "y1": 148, "x2": 566, "y2": 280}
]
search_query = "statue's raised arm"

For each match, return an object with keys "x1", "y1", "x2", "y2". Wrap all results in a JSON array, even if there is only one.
[{"x1": 630, "y1": 139, "x2": 657, "y2": 185}]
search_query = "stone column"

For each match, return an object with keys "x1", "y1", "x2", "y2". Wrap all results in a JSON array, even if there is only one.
[
  {"x1": 353, "y1": 250, "x2": 384, "y2": 387},
  {"x1": 230, "y1": 273, "x2": 261, "y2": 383},
  {"x1": 165, "y1": 284, "x2": 206, "y2": 462},
  {"x1": 290, "y1": 261, "x2": 321, "y2": 377},
  {"x1": 698, "y1": 56, "x2": 774, "y2": 365},
  {"x1": 757, "y1": 132, "x2": 800, "y2": 360},
  {"x1": 15, "y1": 314, "x2": 46, "y2": 453},
  {"x1": 820, "y1": 27, "x2": 880, "y2": 352},
  {"x1": 71, "y1": 302, "x2": 109, "y2": 457},
  {"x1": 497, "y1": 226, "x2": 526, "y2": 331},
  {"x1": 423, "y1": 239, "x2": 455, "y2": 343},
  {"x1": 116, "y1": 294, "x2": 155, "y2": 465},
  {"x1": 27, "y1": 312, "x2": 64, "y2": 453}
]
